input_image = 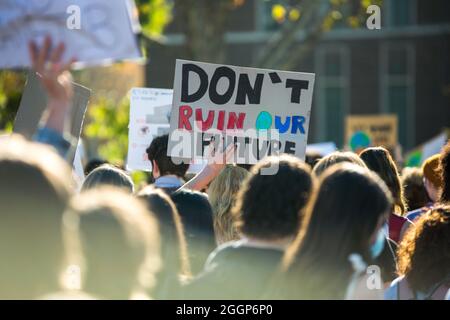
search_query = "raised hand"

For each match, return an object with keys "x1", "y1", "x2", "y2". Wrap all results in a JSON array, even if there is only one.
[{"x1": 28, "y1": 36, "x2": 76, "y2": 133}]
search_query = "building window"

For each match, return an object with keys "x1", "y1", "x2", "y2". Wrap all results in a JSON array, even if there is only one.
[
  {"x1": 386, "y1": 0, "x2": 417, "y2": 27},
  {"x1": 315, "y1": 46, "x2": 350, "y2": 147},
  {"x1": 380, "y1": 44, "x2": 415, "y2": 149}
]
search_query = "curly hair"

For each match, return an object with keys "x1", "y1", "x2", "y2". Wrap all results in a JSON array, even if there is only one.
[
  {"x1": 232, "y1": 155, "x2": 314, "y2": 240},
  {"x1": 397, "y1": 205, "x2": 450, "y2": 293},
  {"x1": 440, "y1": 141, "x2": 450, "y2": 203}
]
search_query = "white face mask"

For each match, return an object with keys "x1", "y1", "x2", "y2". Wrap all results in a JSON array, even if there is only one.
[{"x1": 370, "y1": 224, "x2": 387, "y2": 259}]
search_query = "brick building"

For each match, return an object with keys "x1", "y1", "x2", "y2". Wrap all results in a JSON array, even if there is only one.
[{"x1": 145, "y1": 0, "x2": 450, "y2": 151}]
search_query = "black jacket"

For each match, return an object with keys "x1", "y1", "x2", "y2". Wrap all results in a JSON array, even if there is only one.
[{"x1": 181, "y1": 241, "x2": 284, "y2": 300}]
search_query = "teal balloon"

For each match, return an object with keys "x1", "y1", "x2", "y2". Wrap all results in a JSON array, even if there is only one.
[
  {"x1": 255, "y1": 111, "x2": 272, "y2": 130},
  {"x1": 350, "y1": 131, "x2": 371, "y2": 151}
]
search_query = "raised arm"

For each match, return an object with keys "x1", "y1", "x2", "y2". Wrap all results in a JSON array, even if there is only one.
[
  {"x1": 179, "y1": 138, "x2": 236, "y2": 192},
  {"x1": 28, "y1": 36, "x2": 77, "y2": 157}
]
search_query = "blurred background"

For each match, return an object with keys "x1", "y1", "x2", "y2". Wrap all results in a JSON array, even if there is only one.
[{"x1": 1, "y1": 0, "x2": 449, "y2": 168}]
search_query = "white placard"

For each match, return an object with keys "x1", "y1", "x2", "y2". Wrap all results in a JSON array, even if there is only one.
[
  {"x1": 421, "y1": 132, "x2": 448, "y2": 162},
  {"x1": 127, "y1": 88, "x2": 173, "y2": 172},
  {"x1": 167, "y1": 60, "x2": 315, "y2": 164},
  {"x1": 0, "y1": 0, "x2": 141, "y2": 69}
]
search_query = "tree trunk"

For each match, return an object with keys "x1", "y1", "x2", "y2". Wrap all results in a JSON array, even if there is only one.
[
  {"x1": 254, "y1": 0, "x2": 332, "y2": 70},
  {"x1": 174, "y1": 0, "x2": 236, "y2": 63}
]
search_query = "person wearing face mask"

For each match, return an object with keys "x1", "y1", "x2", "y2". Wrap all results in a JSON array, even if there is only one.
[{"x1": 268, "y1": 163, "x2": 393, "y2": 299}]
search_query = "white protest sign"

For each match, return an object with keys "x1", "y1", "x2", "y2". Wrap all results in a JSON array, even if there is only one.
[
  {"x1": 13, "y1": 72, "x2": 91, "y2": 163},
  {"x1": 421, "y1": 132, "x2": 448, "y2": 162},
  {"x1": 0, "y1": 0, "x2": 141, "y2": 69},
  {"x1": 127, "y1": 87, "x2": 207, "y2": 173},
  {"x1": 306, "y1": 142, "x2": 337, "y2": 157},
  {"x1": 127, "y1": 88, "x2": 173, "y2": 172},
  {"x1": 167, "y1": 60, "x2": 315, "y2": 164}
]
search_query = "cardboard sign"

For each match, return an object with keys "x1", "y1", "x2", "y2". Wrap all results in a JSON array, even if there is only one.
[
  {"x1": 167, "y1": 60, "x2": 315, "y2": 164},
  {"x1": 346, "y1": 115, "x2": 398, "y2": 152},
  {"x1": 0, "y1": 0, "x2": 141, "y2": 69},
  {"x1": 127, "y1": 88, "x2": 173, "y2": 171},
  {"x1": 13, "y1": 72, "x2": 91, "y2": 163}
]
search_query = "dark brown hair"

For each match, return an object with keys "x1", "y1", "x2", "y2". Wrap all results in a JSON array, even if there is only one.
[
  {"x1": 401, "y1": 167, "x2": 430, "y2": 211},
  {"x1": 138, "y1": 186, "x2": 191, "y2": 298},
  {"x1": 397, "y1": 205, "x2": 450, "y2": 293},
  {"x1": 146, "y1": 134, "x2": 189, "y2": 178},
  {"x1": 232, "y1": 155, "x2": 314, "y2": 240},
  {"x1": 360, "y1": 147, "x2": 407, "y2": 214},
  {"x1": 281, "y1": 164, "x2": 392, "y2": 299}
]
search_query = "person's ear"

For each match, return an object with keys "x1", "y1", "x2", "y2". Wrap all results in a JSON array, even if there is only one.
[{"x1": 152, "y1": 160, "x2": 160, "y2": 179}]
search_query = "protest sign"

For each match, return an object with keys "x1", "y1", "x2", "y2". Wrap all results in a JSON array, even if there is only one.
[
  {"x1": 127, "y1": 88, "x2": 173, "y2": 171},
  {"x1": 167, "y1": 60, "x2": 315, "y2": 164},
  {"x1": 0, "y1": 0, "x2": 141, "y2": 69},
  {"x1": 13, "y1": 72, "x2": 91, "y2": 163},
  {"x1": 126, "y1": 87, "x2": 207, "y2": 173},
  {"x1": 345, "y1": 115, "x2": 398, "y2": 153},
  {"x1": 405, "y1": 131, "x2": 449, "y2": 167},
  {"x1": 306, "y1": 142, "x2": 337, "y2": 157}
]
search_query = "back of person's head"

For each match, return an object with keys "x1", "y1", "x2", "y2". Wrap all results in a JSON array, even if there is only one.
[
  {"x1": 63, "y1": 187, "x2": 161, "y2": 299},
  {"x1": 312, "y1": 151, "x2": 366, "y2": 177},
  {"x1": 146, "y1": 134, "x2": 189, "y2": 178},
  {"x1": 81, "y1": 164, "x2": 134, "y2": 193},
  {"x1": 421, "y1": 154, "x2": 442, "y2": 202},
  {"x1": 397, "y1": 205, "x2": 450, "y2": 294},
  {"x1": 282, "y1": 163, "x2": 392, "y2": 299},
  {"x1": 360, "y1": 147, "x2": 407, "y2": 214},
  {"x1": 84, "y1": 158, "x2": 108, "y2": 176},
  {"x1": 207, "y1": 165, "x2": 249, "y2": 245},
  {"x1": 0, "y1": 135, "x2": 72, "y2": 299},
  {"x1": 401, "y1": 167, "x2": 430, "y2": 210},
  {"x1": 305, "y1": 151, "x2": 322, "y2": 169},
  {"x1": 170, "y1": 188, "x2": 215, "y2": 274},
  {"x1": 440, "y1": 141, "x2": 450, "y2": 203},
  {"x1": 138, "y1": 186, "x2": 190, "y2": 298},
  {"x1": 232, "y1": 155, "x2": 314, "y2": 242}
]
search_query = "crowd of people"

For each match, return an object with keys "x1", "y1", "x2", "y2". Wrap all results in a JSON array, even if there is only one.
[{"x1": 0, "y1": 37, "x2": 449, "y2": 300}]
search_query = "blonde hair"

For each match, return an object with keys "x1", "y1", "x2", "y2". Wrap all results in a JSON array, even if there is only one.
[
  {"x1": 62, "y1": 187, "x2": 161, "y2": 296},
  {"x1": 207, "y1": 165, "x2": 249, "y2": 245}
]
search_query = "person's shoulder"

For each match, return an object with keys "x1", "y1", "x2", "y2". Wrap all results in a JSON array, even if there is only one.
[
  {"x1": 204, "y1": 240, "x2": 243, "y2": 267},
  {"x1": 406, "y1": 209, "x2": 422, "y2": 221},
  {"x1": 406, "y1": 204, "x2": 433, "y2": 221},
  {"x1": 172, "y1": 188, "x2": 209, "y2": 202},
  {"x1": 384, "y1": 276, "x2": 404, "y2": 300}
]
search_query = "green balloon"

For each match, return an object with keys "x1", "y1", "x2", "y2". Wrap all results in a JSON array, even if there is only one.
[{"x1": 256, "y1": 111, "x2": 272, "y2": 130}]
